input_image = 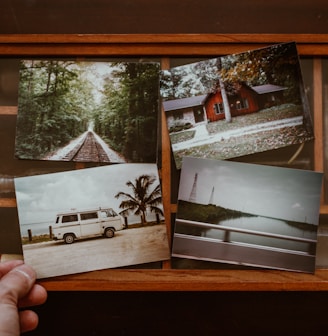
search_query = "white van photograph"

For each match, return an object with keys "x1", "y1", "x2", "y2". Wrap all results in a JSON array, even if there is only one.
[
  {"x1": 15, "y1": 164, "x2": 170, "y2": 279},
  {"x1": 53, "y1": 207, "x2": 125, "y2": 244}
]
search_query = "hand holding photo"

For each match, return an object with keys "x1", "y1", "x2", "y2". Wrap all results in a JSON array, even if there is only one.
[{"x1": 172, "y1": 157, "x2": 323, "y2": 273}]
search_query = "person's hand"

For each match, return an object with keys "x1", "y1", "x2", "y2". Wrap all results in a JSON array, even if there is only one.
[{"x1": 0, "y1": 260, "x2": 47, "y2": 335}]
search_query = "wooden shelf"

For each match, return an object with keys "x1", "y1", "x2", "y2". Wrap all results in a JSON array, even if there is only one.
[
  {"x1": 1, "y1": 33, "x2": 328, "y2": 291},
  {"x1": 39, "y1": 269, "x2": 328, "y2": 291},
  {"x1": 1, "y1": 34, "x2": 328, "y2": 56}
]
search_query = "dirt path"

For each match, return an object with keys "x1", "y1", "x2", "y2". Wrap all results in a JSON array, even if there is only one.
[
  {"x1": 23, "y1": 225, "x2": 170, "y2": 279},
  {"x1": 172, "y1": 116, "x2": 303, "y2": 151}
]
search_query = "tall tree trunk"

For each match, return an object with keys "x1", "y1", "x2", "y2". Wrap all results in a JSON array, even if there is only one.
[
  {"x1": 141, "y1": 211, "x2": 147, "y2": 225},
  {"x1": 217, "y1": 58, "x2": 232, "y2": 123}
]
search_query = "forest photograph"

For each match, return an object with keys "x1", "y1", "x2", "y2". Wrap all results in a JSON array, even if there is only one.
[
  {"x1": 160, "y1": 42, "x2": 314, "y2": 169},
  {"x1": 15, "y1": 60, "x2": 160, "y2": 163}
]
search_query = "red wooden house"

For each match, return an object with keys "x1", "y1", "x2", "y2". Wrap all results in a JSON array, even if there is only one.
[{"x1": 163, "y1": 83, "x2": 287, "y2": 129}]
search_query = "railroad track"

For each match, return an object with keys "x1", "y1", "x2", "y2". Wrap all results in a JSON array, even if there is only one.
[{"x1": 63, "y1": 131, "x2": 111, "y2": 162}]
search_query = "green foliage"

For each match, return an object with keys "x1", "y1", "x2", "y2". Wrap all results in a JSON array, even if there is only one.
[
  {"x1": 220, "y1": 43, "x2": 301, "y2": 103},
  {"x1": 16, "y1": 60, "x2": 160, "y2": 162},
  {"x1": 93, "y1": 62, "x2": 160, "y2": 162},
  {"x1": 169, "y1": 121, "x2": 193, "y2": 133},
  {"x1": 160, "y1": 43, "x2": 302, "y2": 106},
  {"x1": 175, "y1": 200, "x2": 254, "y2": 237},
  {"x1": 16, "y1": 60, "x2": 91, "y2": 159},
  {"x1": 177, "y1": 200, "x2": 248, "y2": 224}
]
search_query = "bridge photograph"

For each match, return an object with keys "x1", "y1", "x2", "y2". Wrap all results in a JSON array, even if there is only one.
[
  {"x1": 173, "y1": 157, "x2": 323, "y2": 273},
  {"x1": 15, "y1": 60, "x2": 160, "y2": 163}
]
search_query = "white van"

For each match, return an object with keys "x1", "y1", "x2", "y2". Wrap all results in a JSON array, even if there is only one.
[{"x1": 53, "y1": 207, "x2": 125, "y2": 244}]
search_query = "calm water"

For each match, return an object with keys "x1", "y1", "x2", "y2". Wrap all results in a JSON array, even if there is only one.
[
  {"x1": 203, "y1": 216, "x2": 317, "y2": 253},
  {"x1": 19, "y1": 212, "x2": 162, "y2": 237},
  {"x1": 20, "y1": 222, "x2": 53, "y2": 237}
]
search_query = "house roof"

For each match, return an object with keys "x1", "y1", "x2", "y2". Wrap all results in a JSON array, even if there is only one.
[
  {"x1": 162, "y1": 94, "x2": 208, "y2": 112},
  {"x1": 163, "y1": 84, "x2": 287, "y2": 112},
  {"x1": 251, "y1": 84, "x2": 287, "y2": 95}
]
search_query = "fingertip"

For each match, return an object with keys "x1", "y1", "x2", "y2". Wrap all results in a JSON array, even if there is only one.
[
  {"x1": 18, "y1": 283, "x2": 48, "y2": 308},
  {"x1": 19, "y1": 310, "x2": 39, "y2": 333},
  {"x1": 33, "y1": 283, "x2": 48, "y2": 304}
]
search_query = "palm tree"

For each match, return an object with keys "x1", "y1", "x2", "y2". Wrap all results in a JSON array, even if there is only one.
[{"x1": 115, "y1": 174, "x2": 164, "y2": 225}]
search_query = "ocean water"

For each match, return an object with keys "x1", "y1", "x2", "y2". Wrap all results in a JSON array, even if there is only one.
[{"x1": 19, "y1": 212, "x2": 164, "y2": 237}]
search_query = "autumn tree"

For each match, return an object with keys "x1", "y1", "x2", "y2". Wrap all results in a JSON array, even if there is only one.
[{"x1": 219, "y1": 43, "x2": 302, "y2": 104}]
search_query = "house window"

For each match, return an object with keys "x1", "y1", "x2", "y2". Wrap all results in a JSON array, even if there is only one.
[
  {"x1": 236, "y1": 98, "x2": 249, "y2": 110},
  {"x1": 213, "y1": 103, "x2": 224, "y2": 114},
  {"x1": 173, "y1": 111, "x2": 184, "y2": 120}
]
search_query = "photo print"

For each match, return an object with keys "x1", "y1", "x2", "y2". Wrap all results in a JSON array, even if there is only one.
[
  {"x1": 160, "y1": 42, "x2": 314, "y2": 169},
  {"x1": 15, "y1": 60, "x2": 160, "y2": 163},
  {"x1": 15, "y1": 164, "x2": 170, "y2": 278},
  {"x1": 172, "y1": 157, "x2": 323, "y2": 273}
]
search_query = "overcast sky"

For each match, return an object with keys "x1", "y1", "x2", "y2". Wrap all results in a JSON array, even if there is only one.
[
  {"x1": 178, "y1": 157, "x2": 323, "y2": 225},
  {"x1": 15, "y1": 164, "x2": 161, "y2": 226}
]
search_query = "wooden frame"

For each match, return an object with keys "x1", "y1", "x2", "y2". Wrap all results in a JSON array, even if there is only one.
[{"x1": 1, "y1": 33, "x2": 328, "y2": 291}]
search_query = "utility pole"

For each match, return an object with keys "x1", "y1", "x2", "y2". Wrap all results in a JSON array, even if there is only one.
[{"x1": 189, "y1": 173, "x2": 198, "y2": 203}]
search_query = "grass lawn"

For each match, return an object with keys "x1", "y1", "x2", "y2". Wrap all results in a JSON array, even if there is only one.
[
  {"x1": 206, "y1": 103, "x2": 303, "y2": 134},
  {"x1": 170, "y1": 104, "x2": 313, "y2": 168}
]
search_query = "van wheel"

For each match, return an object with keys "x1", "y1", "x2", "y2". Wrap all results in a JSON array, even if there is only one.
[
  {"x1": 64, "y1": 233, "x2": 75, "y2": 244},
  {"x1": 104, "y1": 228, "x2": 115, "y2": 238}
]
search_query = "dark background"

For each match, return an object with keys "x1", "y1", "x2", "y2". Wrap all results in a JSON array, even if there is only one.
[
  {"x1": 1, "y1": 1, "x2": 328, "y2": 335},
  {"x1": 1, "y1": 0, "x2": 328, "y2": 34}
]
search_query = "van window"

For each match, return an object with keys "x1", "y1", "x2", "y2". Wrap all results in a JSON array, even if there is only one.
[
  {"x1": 62, "y1": 214, "x2": 78, "y2": 223},
  {"x1": 100, "y1": 211, "x2": 108, "y2": 218},
  {"x1": 110, "y1": 210, "x2": 118, "y2": 217},
  {"x1": 80, "y1": 212, "x2": 98, "y2": 220},
  {"x1": 101, "y1": 209, "x2": 118, "y2": 217}
]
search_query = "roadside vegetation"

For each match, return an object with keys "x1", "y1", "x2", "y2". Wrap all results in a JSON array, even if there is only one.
[
  {"x1": 177, "y1": 200, "x2": 254, "y2": 224},
  {"x1": 22, "y1": 234, "x2": 52, "y2": 245}
]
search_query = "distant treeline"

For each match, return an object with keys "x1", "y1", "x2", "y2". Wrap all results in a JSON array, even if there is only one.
[{"x1": 177, "y1": 200, "x2": 254, "y2": 224}]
